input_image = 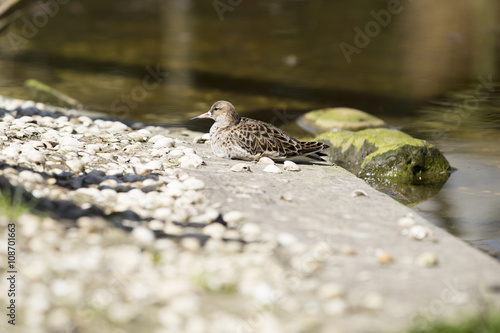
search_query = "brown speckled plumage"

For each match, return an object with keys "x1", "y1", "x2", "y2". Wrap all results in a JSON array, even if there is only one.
[{"x1": 191, "y1": 101, "x2": 329, "y2": 161}]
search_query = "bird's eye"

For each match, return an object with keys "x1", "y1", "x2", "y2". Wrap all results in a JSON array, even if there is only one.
[{"x1": 214, "y1": 107, "x2": 220, "y2": 111}]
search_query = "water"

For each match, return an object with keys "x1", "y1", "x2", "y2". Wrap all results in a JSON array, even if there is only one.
[{"x1": 0, "y1": 0, "x2": 499, "y2": 258}]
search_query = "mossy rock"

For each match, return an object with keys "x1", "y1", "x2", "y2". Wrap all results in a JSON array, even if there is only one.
[
  {"x1": 298, "y1": 107, "x2": 385, "y2": 134},
  {"x1": 316, "y1": 128, "x2": 453, "y2": 186}
]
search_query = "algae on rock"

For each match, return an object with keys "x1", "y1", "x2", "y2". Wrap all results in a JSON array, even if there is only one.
[
  {"x1": 316, "y1": 128, "x2": 454, "y2": 205},
  {"x1": 299, "y1": 107, "x2": 385, "y2": 134}
]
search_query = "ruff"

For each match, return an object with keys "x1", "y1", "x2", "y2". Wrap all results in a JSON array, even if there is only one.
[{"x1": 191, "y1": 101, "x2": 329, "y2": 161}]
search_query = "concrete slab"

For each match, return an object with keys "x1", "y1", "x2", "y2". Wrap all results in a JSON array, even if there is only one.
[{"x1": 187, "y1": 140, "x2": 500, "y2": 332}]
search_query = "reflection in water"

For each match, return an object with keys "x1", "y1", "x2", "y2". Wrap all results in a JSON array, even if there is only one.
[{"x1": 0, "y1": 0, "x2": 499, "y2": 258}]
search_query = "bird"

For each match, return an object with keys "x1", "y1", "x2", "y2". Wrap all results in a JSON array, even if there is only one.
[{"x1": 190, "y1": 101, "x2": 329, "y2": 161}]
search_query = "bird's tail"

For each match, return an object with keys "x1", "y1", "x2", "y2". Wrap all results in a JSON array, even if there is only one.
[
  {"x1": 298, "y1": 141, "x2": 330, "y2": 162},
  {"x1": 299, "y1": 141, "x2": 329, "y2": 155}
]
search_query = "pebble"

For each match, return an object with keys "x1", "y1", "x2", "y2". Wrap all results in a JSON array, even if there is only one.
[
  {"x1": 19, "y1": 170, "x2": 45, "y2": 184},
  {"x1": 241, "y1": 222, "x2": 261, "y2": 242},
  {"x1": 100, "y1": 178, "x2": 118, "y2": 188},
  {"x1": 263, "y1": 164, "x2": 282, "y2": 174},
  {"x1": 86, "y1": 144, "x2": 102, "y2": 154},
  {"x1": 179, "y1": 154, "x2": 205, "y2": 168},
  {"x1": 284, "y1": 160, "x2": 300, "y2": 171},
  {"x1": 181, "y1": 237, "x2": 201, "y2": 251},
  {"x1": 19, "y1": 214, "x2": 41, "y2": 237},
  {"x1": 66, "y1": 159, "x2": 84, "y2": 173},
  {"x1": 202, "y1": 223, "x2": 226, "y2": 240},
  {"x1": 21, "y1": 144, "x2": 46, "y2": 164},
  {"x1": 3, "y1": 143, "x2": 21, "y2": 158},
  {"x1": 154, "y1": 137, "x2": 175, "y2": 148},
  {"x1": 77, "y1": 217, "x2": 108, "y2": 233},
  {"x1": 183, "y1": 178, "x2": 205, "y2": 191},
  {"x1": 230, "y1": 163, "x2": 251, "y2": 172},
  {"x1": 58, "y1": 137, "x2": 84, "y2": 151},
  {"x1": 376, "y1": 250, "x2": 394, "y2": 264},
  {"x1": 223, "y1": 211, "x2": 244, "y2": 227},
  {"x1": 340, "y1": 245, "x2": 357, "y2": 255},
  {"x1": 163, "y1": 222, "x2": 183, "y2": 235},
  {"x1": 323, "y1": 299, "x2": 347, "y2": 316}
]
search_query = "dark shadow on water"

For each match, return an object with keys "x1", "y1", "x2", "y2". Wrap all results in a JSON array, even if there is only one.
[{"x1": 12, "y1": 52, "x2": 417, "y2": 115}]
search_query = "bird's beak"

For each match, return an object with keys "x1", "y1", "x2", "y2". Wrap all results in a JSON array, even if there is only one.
[{"x1": 190, "y1": 112, "x2": 211, "y2": 120}]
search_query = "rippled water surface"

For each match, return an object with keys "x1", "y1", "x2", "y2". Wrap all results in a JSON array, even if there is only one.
[{"x1": 0, "y1": 0, "x2": 499, "y2": 258}]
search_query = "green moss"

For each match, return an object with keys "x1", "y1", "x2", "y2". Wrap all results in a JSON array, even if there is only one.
[
  {"x1": 316, "y1": 129, "x2": 453, "y2": 204},
  {"x1": 307, "y1": 108, "x2": 382, "y2": 123}
]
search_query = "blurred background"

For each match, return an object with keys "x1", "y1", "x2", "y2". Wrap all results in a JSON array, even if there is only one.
[{"x1": 0, "y1": 0, "x2": 499, "y2": 258}]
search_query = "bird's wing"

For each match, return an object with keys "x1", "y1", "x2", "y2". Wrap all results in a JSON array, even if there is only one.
[{"x1": 232, "y1": 119, "x2": 302, "y2": 157}]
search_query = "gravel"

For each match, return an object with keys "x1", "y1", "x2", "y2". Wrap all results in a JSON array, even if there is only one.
[{"x1": 0, "y1": 97, "x2": 357, "y2": 333}]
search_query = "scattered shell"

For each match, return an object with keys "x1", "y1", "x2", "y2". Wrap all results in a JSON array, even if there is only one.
[
  {"x1": 58, "y1": 137, "x2": 84, "y2": 151},
  {"x1": 351, "y1": 189, "x2": 368, "y2": 197},
  {"x1": 66, "y1": 159, "x2": 84, "y2": 173},
  {"x1": 258, "y1": 157, "x2": 275, "y2": 165},
  {"x1": 183, "y1": 148, "x2": 195, "y2": 155},
  {"x1": 183, "y1": 178, "x2": 205, "y2": 190},
  {"x1": 77, "y1": 217, "x2": 108, "y2": 233},
  {"x1": 408, "y1": 225, "x2": 428, "y2": 240},
  {"x1": 132, "y1": 226, "x2": 155, "y2": 244},
  {"x1": 263, "y1": 164, "x2": 282, "y2": 174},
  {"x1": 179, "y1": 154, "x2": 204, "y2": 168},
  {"x1": 361, "y1": 292, "x2": 383, "y2": 310},
  {"x1": 340, "y1": 245, "x2": 357, "y2": 255},
  {"x1": 277, "y1": 232, "x2": 297, "y2": 246},
  {"x1": 284, "y1": 160, "x2": 300, "y2": 171},
  {"x1": 169, "y1": 149, "x2": 184, "y2": 157},
  {"x1": 147, "y1": 220, "x2": 165, "y2": 231},
  {"x1": 317, "y1": 282, "x2": 344, "y2": 299},
  {"x1": 416, "y1": 252, "x2": 439, "y2": 267},
  {"x1": 22, "y1": 144, "x2": 46, "y2": 164},
  {"x1": 144, "y1": 160, "x2": 162, "y2": 171},
  {"x1": 149, "y1": 135, "x2": 166, "y2": 144},
  {"x1": 180, "y1": 237, "x2": 201, "y2": 251},
  {"x1": 398, "y1": 216, "x2": 416, "y2": 227},
  {"x1": 230, "y1": 163, "x2": 251, "y2": 172}
]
